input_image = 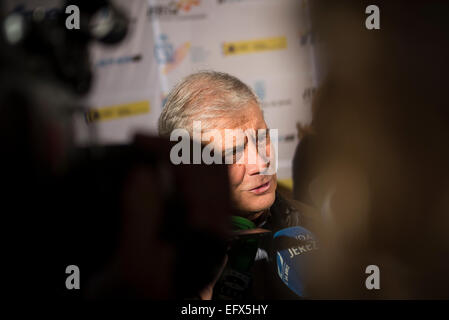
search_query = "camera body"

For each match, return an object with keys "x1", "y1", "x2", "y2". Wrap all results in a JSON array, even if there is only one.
[{"x1": 1, "y1": 2, "x2": 232, "y2": 299}]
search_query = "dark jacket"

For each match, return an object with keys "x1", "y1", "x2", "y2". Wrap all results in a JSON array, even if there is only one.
[
  {"x1": 265, "y1": 190, "x2": 320, "y2": 233},
  {"x1": 250, "y1": 191, "x2": 320, "y2": 299}
]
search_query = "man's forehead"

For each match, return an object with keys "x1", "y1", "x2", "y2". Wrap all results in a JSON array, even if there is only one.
[{"x1": 202, "y1": 103, "x2": 266, "y2": 131}]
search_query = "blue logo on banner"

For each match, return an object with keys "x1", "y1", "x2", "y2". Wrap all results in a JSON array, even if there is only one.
[{"x1": 154, "y1": 34, "x2": 174, "y2": 64}]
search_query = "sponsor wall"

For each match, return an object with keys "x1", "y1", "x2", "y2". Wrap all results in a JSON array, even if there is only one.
[{"x1": 7, "y1": 0, "x2": 318, "y2": 181}]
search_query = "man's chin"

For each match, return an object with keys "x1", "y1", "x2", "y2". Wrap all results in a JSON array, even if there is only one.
[{"x1": 235, "y1": 191, "x2": 276, "y2": 218}]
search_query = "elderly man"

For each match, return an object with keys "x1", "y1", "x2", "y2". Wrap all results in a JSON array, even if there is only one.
[{"x1": 158, "y1": 71, "x2": 317, "y2": 299}]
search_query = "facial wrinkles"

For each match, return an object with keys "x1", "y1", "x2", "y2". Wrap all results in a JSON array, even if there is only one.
[{"x1": 195, "y1": 103, "x2": 270, "y2": 187}]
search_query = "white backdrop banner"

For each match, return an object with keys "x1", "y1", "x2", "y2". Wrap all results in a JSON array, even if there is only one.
[{"x1": 6, "y1": 0, "x2": 318, "y2": 180}]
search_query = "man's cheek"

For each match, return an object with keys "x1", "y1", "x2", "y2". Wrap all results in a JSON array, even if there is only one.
[
  {"x1": 271, "y1": 175, "x2": 277, "y2": 188},
  {"x1": 227, "y1": 164, "x2": 245, "y2": 187}
]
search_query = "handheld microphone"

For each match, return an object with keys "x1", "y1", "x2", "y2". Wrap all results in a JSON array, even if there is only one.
[
  {"x1": 273, "y1": 226, "x2": 318, "y2": 298},
  {"x1": 213, "y1": 216, "x2": 271, "y2": 299}
]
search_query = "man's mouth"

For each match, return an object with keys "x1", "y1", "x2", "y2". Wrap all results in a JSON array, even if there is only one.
[{"x1": 249, "y1": 180, "x2": 271, "y2": 194}]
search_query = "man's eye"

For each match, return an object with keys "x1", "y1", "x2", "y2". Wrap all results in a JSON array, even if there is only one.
[
  {"x1": 257, "y1": 131, "x2": 269, "y2": 145},
  {"x1": 234, "y1": 148, "x2": 243, "y2": 159},
  {"x1": 234, "y1": 145, "x2": 244, "y2": 157},
  {"x1": 226, "y1": 145, "x2": 244, "y2": 162}
]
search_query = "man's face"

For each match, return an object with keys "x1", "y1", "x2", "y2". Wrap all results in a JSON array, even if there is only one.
[{"x1": 203, "y1": 102, "x2": 277, "y2": 219}]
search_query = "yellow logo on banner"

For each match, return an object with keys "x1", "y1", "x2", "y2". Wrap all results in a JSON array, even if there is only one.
[
  {"x1": 277, "y1": 178, "x2": 293, "y2": 191},
  {"x1": 223, "y1": 36, "x2": 287, "y2": 56},
  {"x1": 85, "y1": 100, "x2": 150, "y2": 123}
]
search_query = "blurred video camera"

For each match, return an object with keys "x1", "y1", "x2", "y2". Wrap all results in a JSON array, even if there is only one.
[{"x1": 0, "y1": 1, "x2": 231, "y2": 299}]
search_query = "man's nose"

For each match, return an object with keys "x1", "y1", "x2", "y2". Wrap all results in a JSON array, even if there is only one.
[{"x1": 246, "y1": 141, "x2": 271, "y2": 176}]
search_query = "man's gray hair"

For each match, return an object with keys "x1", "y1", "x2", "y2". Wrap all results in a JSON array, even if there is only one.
[{"x1": 158, "y1": 71, "x2": 260, "y2": 137}]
